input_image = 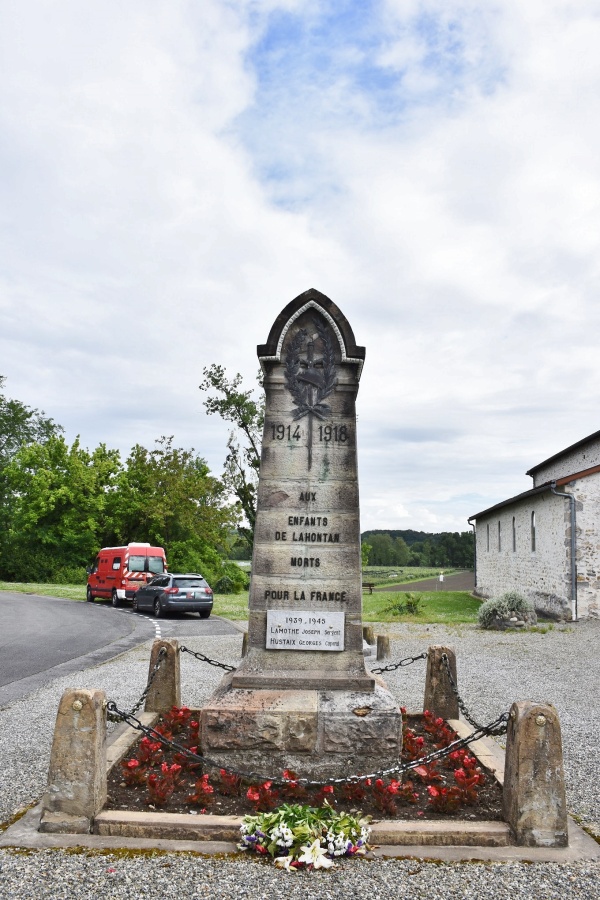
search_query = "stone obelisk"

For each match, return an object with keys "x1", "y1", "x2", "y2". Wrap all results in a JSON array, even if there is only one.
[
  {"x1": 200, "y1": 289, "x2": 402, "y2": 778},
  {"x1": 232, "y1": 288, "x2": 373, "y2": 691}
]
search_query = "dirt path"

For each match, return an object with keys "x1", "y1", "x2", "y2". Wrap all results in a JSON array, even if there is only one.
[{"x1": 374, "y1": 570, "x2": 475, "y2": 592}]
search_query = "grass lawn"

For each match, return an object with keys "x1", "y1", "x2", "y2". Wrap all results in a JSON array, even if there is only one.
[
  {"x1": 362, "y1": 590, "x2": 481, "y2": 624},
  {"x1": 0, "y1": 581, "x2": 251, "y2": 617},
  {"x1": 0, "y1": 581, "x2": 87, "y2": 601},
  {"x1": 0, "y1": 583, "x2": 481, "y2": 625}
]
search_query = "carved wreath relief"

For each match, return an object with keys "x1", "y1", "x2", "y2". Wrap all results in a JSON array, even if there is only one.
[{"x1": 284, "y1": 317, "x2": 337, "y2": 469}]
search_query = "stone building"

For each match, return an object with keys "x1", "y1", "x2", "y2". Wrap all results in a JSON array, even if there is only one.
[{"x1": 468, "y1": 430, "x2": 600, "y2": 620}]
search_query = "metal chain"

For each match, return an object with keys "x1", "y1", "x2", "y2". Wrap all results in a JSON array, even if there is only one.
[
  {"x1": 106, "y1": 647, "x2": 167, "y2": 723},
  {"x1": 179, "y1": 645, "x2": 235, "y2": 673},
  {"x1": 105, "y1": 700, "x2": 508, "y2": 788},
  {"x1": 440, "y1": 652, "x2": 489, "y2": 730},
  {"x1": 371, "y1": 651, "x2": 428, "y2": 675}
]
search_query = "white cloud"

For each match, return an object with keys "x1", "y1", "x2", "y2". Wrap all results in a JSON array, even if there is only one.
[{"x1": 1, "y1": 0, "x2": 600, "y2": 533}]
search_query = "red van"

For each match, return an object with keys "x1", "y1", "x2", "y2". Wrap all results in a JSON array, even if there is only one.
[{"x1": 86, "y1": 543, "x2": 167, "y2": 607}]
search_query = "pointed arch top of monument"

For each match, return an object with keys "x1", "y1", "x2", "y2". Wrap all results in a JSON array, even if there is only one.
[{"x1": 257, "y1": 288, "x2": 365, "y2": 377}]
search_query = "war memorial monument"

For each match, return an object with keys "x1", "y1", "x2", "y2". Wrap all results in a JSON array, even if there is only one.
[{"x1": 199, "y1": 288, "x2": 403, "y2": 777}]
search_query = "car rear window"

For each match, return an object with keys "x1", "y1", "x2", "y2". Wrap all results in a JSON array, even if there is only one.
[
  {"x1": 174, "y1": 577, "x2": 208, "y2": 589},
  {"x1": 148, "y1": 556, "x2": 165, "y2": 574}
]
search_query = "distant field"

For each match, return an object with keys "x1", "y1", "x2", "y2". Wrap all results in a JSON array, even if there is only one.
[
  {"x1": 362, "y1": 566, "x2": 460, "y2": 587},
  {"x1": 0, "y1": 582, "x2": 480, "y2": 625}
]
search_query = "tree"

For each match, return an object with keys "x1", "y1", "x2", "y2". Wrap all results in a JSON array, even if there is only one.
[
  {"x1": 199, "y1": 365, "x2": 264, "y2": 544},
  {"x1": 108, "y1": 436, "x2": 245, "y2": 588},
  {"x1": 361, "y1": 541, "x2": 372, "y2": 567},
  {"x1": 0, "y1": 376, "x2": 63, "y2": 569},
  {"x1": 2, "y1": 435, "x2": 120, "y2": 581},
  {"x1": 393, "y1": 536, "x2": 410, "y2": 566}
]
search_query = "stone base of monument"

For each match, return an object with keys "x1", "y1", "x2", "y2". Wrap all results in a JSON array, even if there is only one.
[{"x1": 199, "y1": 672, "x2": 402, "y2": 779}]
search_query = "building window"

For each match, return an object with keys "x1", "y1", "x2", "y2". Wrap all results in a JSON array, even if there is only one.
[
  {"x1": 512, "y1": 516, "x2": 516, "y2": 552},
  {"x1": 486, "y1": 523, "x2": 490, "y2": 551},
  {"x1": 498, "y1": 521, "x2": 501, "y2": 551},
  {"x1": 531, "y1": 511, "x2": 536, "y2": 552}
]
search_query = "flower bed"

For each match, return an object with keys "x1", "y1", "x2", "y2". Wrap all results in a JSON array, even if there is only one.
[{"x1": 105, "y1": 707, "x2": 503, "y2": 822}]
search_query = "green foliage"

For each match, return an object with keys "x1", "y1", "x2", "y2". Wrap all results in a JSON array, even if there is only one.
[
  {"x1": 229, "y1": 530, "x2": 253, "y2": 560},
  {"x1": 213, "y1": 562, "x2": 248, "y2": 594},
  {"x1": 477, "y1": 591, "x2": 537, "y2": 629},
  {"x1": 364, "y1": 533, "x2": 410, "y2": 566},
  {"x1": 0, "y1": 383, "x2": 241, "y2": 582},
  {"x1": 383, "y1": 592, "x2": 424, "y2": 616},
  {"x1": 361, "y1": 541, "x2": 371, "y2": 567},
  {"x1": 362, "y1": 529, "x2": 474, "y2": 568},
  {"x1": 2, "y1": 435, "x2": 121, "y2": 581},
  {"x1": 0, "y1": 376, "x2": 63, "y2": 573},
  {"x1": 199, "y1": 365, "x2": 264, "y2": 542},
  {"x1": 0, "y1": 375, "x2": 62, "y2": 467}
]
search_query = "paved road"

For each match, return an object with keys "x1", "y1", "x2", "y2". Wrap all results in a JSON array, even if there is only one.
[
  {"x1": 0, "y1": 592, "x2": 241, "y2": 707},
  {"x1": 374, "y1": 570, "x2": 475, "y2": 592}
]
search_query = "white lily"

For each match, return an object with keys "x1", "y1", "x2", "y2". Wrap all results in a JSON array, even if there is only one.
[
  {"x1": 297, "y1": 839, "x2": 335, "y2": 869},
  {"x1": 274, "y1": 855, "x2": 297, "y2": 872}
]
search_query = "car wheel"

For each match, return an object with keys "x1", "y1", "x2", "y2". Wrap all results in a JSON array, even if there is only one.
[
  {"x1": 111, "y1": 590, "x2": 120, "y2": 608},
  {"x1": 86, "y1": 586, "x2": 94, "y2": 603},
  {"x1": 132, "y1": 595, "x2": 139, "y2": 613},
  {"x1": 199, "y1": 610, "x2": 211, "y2": 619},
  {"x1": 154, "y1": 598, "x2": 163, "y2": 618}
]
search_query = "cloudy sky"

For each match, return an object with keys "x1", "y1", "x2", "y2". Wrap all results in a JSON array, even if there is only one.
[{"x1": 1, "y1": 0, "x2": 600, "y2": 534}]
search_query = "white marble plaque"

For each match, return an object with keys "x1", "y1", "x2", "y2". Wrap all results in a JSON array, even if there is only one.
[{"x1": 266, "y1": 610, "x2": 345, "y2": 651}]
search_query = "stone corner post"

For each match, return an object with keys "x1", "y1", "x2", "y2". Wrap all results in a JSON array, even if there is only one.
[
  {"x1": 376, "y1": 634, "x2": 391, "y2": 660},
  {"x1": 39, "y1": 688, "x2": 107, "y2": 834},
  {"x1": 423, "y1": 645, "x2": 459, "y2": 720},
  {"x1": 503, "y1": 701, "x2": 568, "y2": 847},
  {"x1": 144, "y1": 638, "x2": 181, "y2": 712}
]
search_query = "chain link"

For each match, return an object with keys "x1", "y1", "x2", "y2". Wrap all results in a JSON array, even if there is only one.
[
  {"x1": 440, "y1": 652, "x2": 489, "y2": 730},
  {"x1": 106, "y1": 647, "x2": 167, "y2": 723},
  {"x1": 105, "y1": 701, "x2": 508, "y2": 788},
  {"x1": 179, "y1": 645, "x2": 236, "y2": 672},
  {"x1": 371, "y1": 651, "x2": 428, "y2": 675}
]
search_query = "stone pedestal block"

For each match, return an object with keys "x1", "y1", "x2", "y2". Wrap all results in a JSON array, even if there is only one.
[
  {"x1": 39, "y1": 689, "x2": 107, "y2": 833},
  {"x1": 503, "y1": 701, "x2": 568, "y2": 847},
  {"x1": 423, "y1": 645, "x2": 459, "y2": 719},
  {"x1": 144, "y1": 639, "x2": 180, "y2": 712},
  {"x1": 200, "y1": 674, "x2": 402, "y2": 779}
]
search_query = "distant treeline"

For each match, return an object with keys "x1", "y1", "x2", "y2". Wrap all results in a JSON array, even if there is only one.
[{"x1": 361, "y1": 529, "x2": 474, "y2": 568}]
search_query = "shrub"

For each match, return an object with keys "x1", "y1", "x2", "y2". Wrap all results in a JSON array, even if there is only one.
[
  {"x1": 383, "y1": 592, "x2": 424, "y2": 616},
  {"x1": 213, "y1": 575, "x2": 235, "y2": 594},
  {"x1": 478, "y1": 591, "x2": 536, "y2": 629}
]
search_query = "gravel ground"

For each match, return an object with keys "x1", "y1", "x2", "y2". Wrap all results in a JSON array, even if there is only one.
[{"x1": 0, "y1": 619, "x2": 599, "y2": 899}]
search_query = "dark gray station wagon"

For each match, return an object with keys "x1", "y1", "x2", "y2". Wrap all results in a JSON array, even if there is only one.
[{"x1": 132, "y1": 573, "x2": 213, "y2": 618}]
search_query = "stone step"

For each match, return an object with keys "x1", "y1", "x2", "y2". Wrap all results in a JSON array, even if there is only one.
[{"x1": 94, "y1": 810, "x2": 512, "y2": 846}]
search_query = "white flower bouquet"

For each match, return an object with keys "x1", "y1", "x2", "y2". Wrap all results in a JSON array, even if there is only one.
[{"x1": 238, "y1": 802, "x2": 371, "y2": 871}]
